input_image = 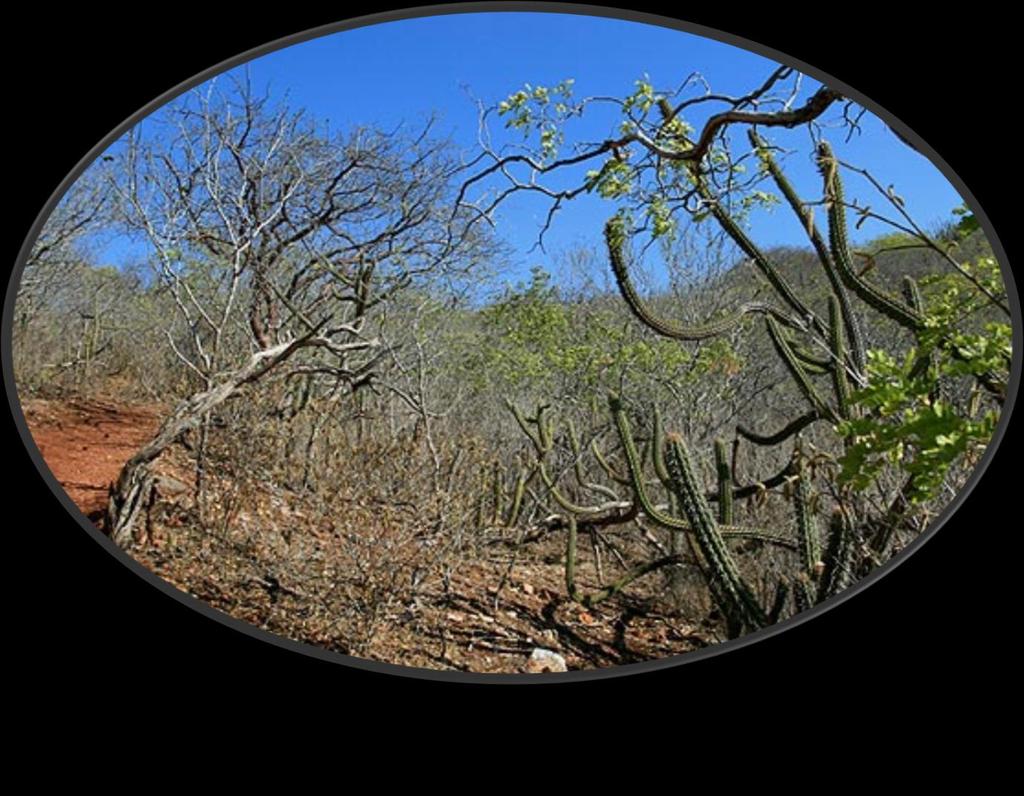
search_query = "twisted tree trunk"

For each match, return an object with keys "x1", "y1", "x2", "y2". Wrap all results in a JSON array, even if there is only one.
[{"x1": 105, "y1": 329, "x2": 352, "y2": 544}]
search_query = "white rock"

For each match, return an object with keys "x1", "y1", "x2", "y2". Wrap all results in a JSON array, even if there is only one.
[{"x1": 525, "y1": 648, "x2": 567, "y2": 673}]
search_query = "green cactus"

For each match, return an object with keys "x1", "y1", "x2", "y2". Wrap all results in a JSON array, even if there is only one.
[
  {"x1": 608, "y1": 397, "x2": 794, "y2": 548},
  {"x1": 505, "y1": 467, "x2": 528, "y2": 527},
  {"x1": 793, "y1": 574, "x2": 815, "y2": 614},
  {"x1": 768, "y1": 578, "x2": 791, "y2": 624},
  {"x1": 491, "y1": 460, "x2": 503, "y2": 525},
  {"x1": 663, "y1": 432, "x2": 769, "y2": 633},
  {"x1": 828, "y1": 295, "x2": 853, "y2": 420},
  {"x1": 506, "y1": 389, "x2": 870, "y2": 636},
  {"x1": 817, "y1": 140, "x2": 925, "y2": 331},
  {"x1": 565, "y1": 513, "x2": 581, "y2": 602},
  {"x1": 591, "y1": 437, "x2": 630, "y2": 485},
  {"x1": 714, "y1": 438, "x2": 733, "y2": 526},
  {"x1": 737, "y1": 411, "x2": 822, "y2": 447},
  {"x1": 493, "y1": 130, "x2": 971, "y2": 638},
  {"x1": 766, "y1": 315, "x2": 839, "y2": 423},
  {"x1": 749, "y1": 129, "x2": 866, "y2": 374},
  {"x1": 689, "y1": 167, "x2": 830, "y2": 340},
  {"x1": 605, "y1": 218, "x2": 785, "y2": 341},
  {"x1": 817, "y1": 508, "x2": 854, "y2": 602},
  {"x1": 790, "y1": 345, "x2": 834, "y2": 374},
  {"x1": 793, "y1": 453, "x2": 820, "y2": 579}
]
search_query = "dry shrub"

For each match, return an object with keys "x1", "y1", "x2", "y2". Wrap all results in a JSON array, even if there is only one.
[{"x1": 134, "y1": 385, "x2": 497, "y2": 657}]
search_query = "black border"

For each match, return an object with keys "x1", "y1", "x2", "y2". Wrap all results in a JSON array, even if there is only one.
[{"x1": 6, "y1": 3, "x2": 1020, "y2": 689}]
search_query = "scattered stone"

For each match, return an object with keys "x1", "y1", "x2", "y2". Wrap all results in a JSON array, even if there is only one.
[
  {"x1": 445, "y1": 611, "x2": 465, "y2": 623},
  {"x1": 521, "y1": 583, "x2": 535, "y2": 595},
  {"x1": 525, "y1": 648, "x2": 567, "y2": 673}
]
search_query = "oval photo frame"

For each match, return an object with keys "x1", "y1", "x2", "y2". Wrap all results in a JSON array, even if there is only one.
[{"x1": 5, "y1": 4, "x2": 1020, "y2": 683}]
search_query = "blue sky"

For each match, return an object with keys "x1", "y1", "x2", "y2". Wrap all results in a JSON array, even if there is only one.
[{"x1": 95, "y1": 10, "x2": 966, "y2": 288}]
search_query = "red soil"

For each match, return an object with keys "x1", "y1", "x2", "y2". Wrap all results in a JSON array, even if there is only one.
[{"x1": 22, "y1": 399, "x2": 163, "y2": 523}]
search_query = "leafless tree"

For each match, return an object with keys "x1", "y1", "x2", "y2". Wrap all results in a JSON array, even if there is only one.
[
  {"x1": 104, "y1": 76, "x2": 495, "y2": 541},
  {"x1": 13, "y1": 162, "x2": 114, "y2": 359}
]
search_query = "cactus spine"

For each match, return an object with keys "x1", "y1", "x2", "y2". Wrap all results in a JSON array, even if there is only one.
[
  {"x1": 664, "y1": 433, "x2": 769, "y2": 632},
  {"x1": 793, "y1": 454, "x2": 820, "y2": 578},
  {"x1": 817, "y1": 141, "x2": 925, "y2": 331},
  {"x1": 817, "y1": 508, "x2": 853, "y2": 602},
  {"x1": 749, "y1": 129, "x2": 866, "y2": 374},
  {"x1": 828, "y1": 295, "x2": 853, "y2": 419}
]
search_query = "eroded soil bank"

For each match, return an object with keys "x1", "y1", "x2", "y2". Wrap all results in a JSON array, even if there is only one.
[{"x1": 22, "y1": 398, "x2": 162, "y2": 523}]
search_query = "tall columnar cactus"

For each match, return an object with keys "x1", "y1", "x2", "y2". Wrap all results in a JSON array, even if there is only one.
[
  {"x1": 817, "y1": 508, "x2": 854, "y2": 603},
  {"x1": 793, "y1": 454, "x2": 820, "y2": 575},
  {"x1": 500, "y1": 129, "x2": 985, "y2": 637},
  {"x1": 491, "y1": 460, "x2": 504, "y2": 525},
  {"x1": 818, "y1": 141, "x2": 1005, "y2": 402},
  {"x1": 791, "y1": 452, "x2": 821, "y2": 612},
  {"x1": 504, "y1": 467, "x2": 528, "y2": 527},
  {"x1": 612, "y1": 396, "x2": 859, "y2": 636},
  {"x1": 506, "y1": 392, "x2": 871, "y2": 636},
  {"x1": 817, "y1": 141, "x2": 925, "y2": 331},
  {"x1": 828, "y1": 295, "x2": 853, "y2": 420},
  {"x1": 714, "y1": 439, "x2": 733, "y2": 526},
  {"x1": 663, "y1": 430, "x2": 769, "y2": 633},
  {"x1": 749, "y1": 129, "x2": 866, "y2": 375},
  {"x1": 765, "y1": 315, "x2": 840, "y2": 424}
]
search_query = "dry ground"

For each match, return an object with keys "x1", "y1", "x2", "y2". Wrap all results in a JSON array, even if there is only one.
[
  {"x1": 23, "y1": 398, "x2": 163, "y2": 523},
  {"x1": 22, "y1": 398, "x2": 714, "y2": 673}
]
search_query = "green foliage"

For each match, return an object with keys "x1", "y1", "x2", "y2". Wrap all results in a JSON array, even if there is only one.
[
  {"x1": 952, "y1": 203, "x2": 980, "y2": 239},
  {"x1": 497, "y1": 78, "x2": 575, "y2": 162},
  {"x1": 585, "y1": 157, "x2": 634, "y2": 200},
  {"x1": 497, "y1": 78, "x2": 575, "y2": 125},
  {"x1": 472, "y1": 265, "x2": 720, "y2": 396},
  {"x1": 501, "y1": 73, "x2": 778, "y2": 239},
  {"x1": 486, "y1": 73, "x2": 1011, "y2": 637},
  {"x1": 837, "y1": 256, "x2": 1010, "y2": 503},
  {"x1": 623, "y1": 76, "x2": 656, "y2": 114},
  {"x1": 477, "y1": 267, "x2": 570, "y2": 386},
  {"x1": 855, "y1": 230, "x2": 921, "y2": 255},
  {"x1": 919, "y1": 255, "x2": 1006, "y2": 328},
  {"x1": 836, "y1": 350, "x2": 998, "y2": 501},
  {"x1": 646, "y1": 196, "x2": 675, "y2": 240}
]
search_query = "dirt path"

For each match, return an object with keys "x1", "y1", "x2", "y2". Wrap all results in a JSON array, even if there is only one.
[{"x1": 23, "y1": 399, "x2": 164, "y2": 523}]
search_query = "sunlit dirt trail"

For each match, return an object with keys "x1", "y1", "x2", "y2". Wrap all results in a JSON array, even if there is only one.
[{"x1": 23, "y1": 399, "x2": 163, "y2": 524}]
